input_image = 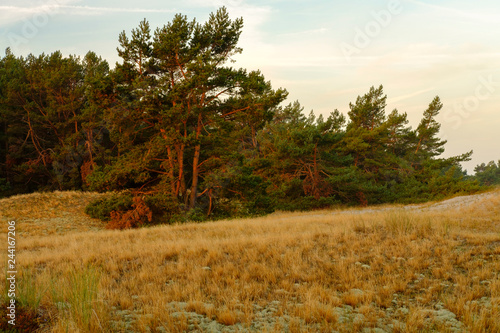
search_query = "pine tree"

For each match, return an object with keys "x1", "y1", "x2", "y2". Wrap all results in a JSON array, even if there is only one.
[
  {"x1": 91, "y1": 7, "x2": 287, "y2": 218},
  {"x1": 474, "y1": 160, "x2": 500, "y2": 186},
  {"x1": 256, "y1": 102, "x2": 346, "y2": 209},
  {"x1": 414, "y1": 96, "x2": 446, "y2": 159},
  {"x1": 347, "y1": 85, "x2": 386, "y2": 130}
]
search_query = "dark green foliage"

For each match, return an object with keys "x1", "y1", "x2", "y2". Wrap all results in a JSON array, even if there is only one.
[
  {"x1": 0, "y1": 178, "x2": 12, "y2": 198},
  {"x1": 85, "y1": 192, "x2": 182, "y2": 227},
  {"x1": 347, "y1": 85, "x2": 386, "y2": 130},
  {"x1": 143, "y1": 193, "x2": 182, "y2": 223},
  {"x1": 414, "y1": 97, "x2": 447, "y2": 159},
  {"x1": 474, "y1": 161, "x2": 500, "y2": 186},
  {"x1": 204, "y1": 165, "x2": 275, "y2": 219},
  {"x1": 0, "y1": 48, "x2": 113, "y2": 194},
  {"x1": 84, "y1": 193, "x2": 133, "y2": 221}
]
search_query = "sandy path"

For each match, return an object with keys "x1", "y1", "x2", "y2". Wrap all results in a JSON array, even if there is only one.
[{"x1": 272, "y1": 189, "x2": 500, "y2": 221}]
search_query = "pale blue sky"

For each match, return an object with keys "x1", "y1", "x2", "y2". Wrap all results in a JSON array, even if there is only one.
[{"x1": 1, "y1": 0, "x2": 499, "y2": 172}]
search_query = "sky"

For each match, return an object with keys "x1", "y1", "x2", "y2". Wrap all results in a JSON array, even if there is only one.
[{"x1": 1, "y1": 0, "x2": 499, "y2": 173}]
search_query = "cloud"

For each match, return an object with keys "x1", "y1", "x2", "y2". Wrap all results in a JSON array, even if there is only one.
[
  {"x1": 57, "y1": 5, "x2": 177, "y2": 15},
  {"x1": 279, "y1": 28, "x2": 328, "y2": 37},
  {"x1": 406, "y1": 0, "x2": 500, "y2": 22},
  {"x1": 0, "y1": 4, "x2": 177, "y2": 26},
  {"x1": 387, "y1": 87, "x2": 436, "y2": 104}
]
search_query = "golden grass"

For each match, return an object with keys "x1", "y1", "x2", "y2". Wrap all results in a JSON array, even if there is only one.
[
  {"x1": 1, "y1": 189, "x2": 500, "y2": 332},
  {"x1": 0, "y1": 191, "x2": 106, "y2": 236}
]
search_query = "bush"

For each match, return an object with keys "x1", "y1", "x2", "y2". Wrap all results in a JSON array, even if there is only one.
[
  {"x1": 107, "y1": 196, "x2": 153, "y2": 229},
  {"x1": 0, "y1": 178, "x2": 12, "y2": 198},
  {"x1": 84, "y1": 193, "x2": 133, "y2": 221},
  {"x1": 143, "y1": 193, "x2": 181, "y2": 223},
  {"x1": 474, "y1": 160, "x2": 500, "y2": 186},
  {"x1": 85, "y1": 191, "x2": 185, "y2": 228},
  {"x1": 0, "y1": 304, "x2": 48, "y2": 332}
]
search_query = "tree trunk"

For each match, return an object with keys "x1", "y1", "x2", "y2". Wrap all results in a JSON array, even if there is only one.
[
  {"x1": 189, "y1": 114, "x2": 203, "y2": 209},
  {"x1": 178, "y1": 121, "x2": 188, "y2": 203},
  {"x1": 166, "y1": 146, "x2": 176, "y2": 195},
  {"x1": 189, "y1": 143, "x2": 201, "y2": 209},
  {"x1": 178, "y1": 143, "x2": 187, "y2": 203}
]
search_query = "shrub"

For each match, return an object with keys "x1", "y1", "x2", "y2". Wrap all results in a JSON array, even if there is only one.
[
  {"x1": 143, "y1": 193, "x2": 181, "y2": 223},
  {"x1": 0, "y1": 178, "x2": 12, "y2": 198},
  {"x1": 85, "y1": 191, "x2": 186, "y2": 228},
  {"x1": 107, "y1": 196, "x2": 153, "y2": 229},
  {"x1": 84, "y1": 192, "x2": 133, "y2": 221},
  {"x1": 0, "y1": 304, "x2": 48, "y2": 332}
]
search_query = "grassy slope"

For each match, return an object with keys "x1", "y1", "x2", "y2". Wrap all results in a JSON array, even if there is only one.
[
  {"x1": 0, "y1": 191, "x2": 106, "y2": 237},
  {"x1": 1, "y1": 189, "x2": 500, "y2": 332}
]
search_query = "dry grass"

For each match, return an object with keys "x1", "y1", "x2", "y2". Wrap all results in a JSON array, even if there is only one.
[
  {"x1": 0, "y1": 191, "x2": 106, "y2": 236},
  {"x1": 1, "y1": 189, "x2": 500, "y2": 332}
]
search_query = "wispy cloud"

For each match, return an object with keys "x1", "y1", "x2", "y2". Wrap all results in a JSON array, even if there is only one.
[
  {"x1": 57, "y1": 5, "x2": 177, "y2": 15},
  {"x1": 387, "y1": 87, "x2": 436, "y2": 104},
  {"x1": 0, "y1": 5, "x2": 177, "y2": 25},
  {"x1": 406, "y1": 0, "x2": 500, "y2": 22},
  {"x1": 279, "y1": 28, "x2": 328, "y2": 37}
]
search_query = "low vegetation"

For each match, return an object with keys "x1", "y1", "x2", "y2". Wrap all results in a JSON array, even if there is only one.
[{"x1": 1, "y1": 188, "x2": 499, "y2": 332}]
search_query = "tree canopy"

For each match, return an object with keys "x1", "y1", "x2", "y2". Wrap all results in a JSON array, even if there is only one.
[{"x1": 0, "y1": 7, "x2": 486, "y2": 228}]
